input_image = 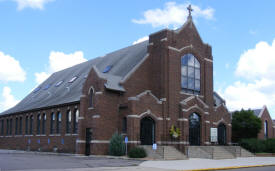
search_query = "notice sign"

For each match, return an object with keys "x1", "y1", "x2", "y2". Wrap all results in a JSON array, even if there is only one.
[{"x1": 210, "y1": 128, "x2": 217, "y2": 142}]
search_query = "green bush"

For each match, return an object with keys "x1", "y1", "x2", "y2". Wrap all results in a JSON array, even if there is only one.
[
  {"x1": 109, "y1": 133, "x2": 125, "y2": 156},
  {"x1": 240, "y1": 138, "x2": 265, "y2": 153},
  {"x1": 128, "y1": 147, "x2": 147, "y2": 158},
  {"x1": 264, "y1": 139, "x2": 275, "y2": 153},
  {"x1": 240, "y1": 138, "x2": 275, "y2": 153}
]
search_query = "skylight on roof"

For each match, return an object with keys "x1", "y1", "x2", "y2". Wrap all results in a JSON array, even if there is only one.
[
  {"x1": 68, "y1": 76, "x2": 78, "y2": 83},
  {"x1": 33, "y1": 87, "x2": 41, "y2": 93},
  {"x1": 43, "y1": 84, "x2": 52, "y2": 90},
  {"x1": 103, "y1": 65, "x2": 112, "y2": 73},
  {"x1": 55, "y1": 80, "x2": 63, "y2": 87}
]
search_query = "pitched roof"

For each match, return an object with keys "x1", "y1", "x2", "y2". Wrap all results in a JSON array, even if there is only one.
[
  {"x1": 1, "y1": 40, "x2": 149, "y2": 116},
  {"x1": 213, "y1": 91, "x2": 225, "y2": 106},
  {"x1": 252, "y1": 109, "x2": 262, "y2": 117}
]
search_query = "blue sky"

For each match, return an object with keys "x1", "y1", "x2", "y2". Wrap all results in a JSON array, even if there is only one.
[{"x1": 1, "y1": 0, "x2": 275, "y2": 117}]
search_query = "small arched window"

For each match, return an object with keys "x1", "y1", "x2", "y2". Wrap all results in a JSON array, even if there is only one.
[
  {"x1": 89, "y1": 88, "x2": 94, "y2": 108},
  {"x1": 66, "y1": 110, "x2": 71, "y2": 134},
  {"x1": 73, "y1": 109, "x2": 79, "y2": 134},
  {"x1": 122, "y1": 117, "x2": 127, "y2": 134},
  {"x1": 37, "y1": 114, "x2": 41, "y2": 135},
  {"x1": 181, "y1": 54, "x2": 200, "y2": 95}
]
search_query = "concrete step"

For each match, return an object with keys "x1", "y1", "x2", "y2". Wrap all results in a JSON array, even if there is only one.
[
  {"x1": 186, "y1": 146, "x2": 236, "y2": 159},
  {"x1": 139, "y1": 145, "x2": 187, "y2": 160}
]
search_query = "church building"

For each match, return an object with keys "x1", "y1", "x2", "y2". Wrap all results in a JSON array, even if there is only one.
[{"x1": 0, "y1": 8, "x2": 232, "y2": 155}]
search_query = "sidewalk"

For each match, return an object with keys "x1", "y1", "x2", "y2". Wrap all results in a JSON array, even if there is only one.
[{"x1": 140, "y1": 157, "x2": 275, "y2": 170}]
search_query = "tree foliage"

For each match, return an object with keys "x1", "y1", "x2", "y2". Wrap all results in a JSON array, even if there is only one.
[
  {"x1": 232, "y1": 109, "x2": 262, "y2": 142},
  {"x1": 109, "y1": 132, "x2": 125, "y2": 156}
]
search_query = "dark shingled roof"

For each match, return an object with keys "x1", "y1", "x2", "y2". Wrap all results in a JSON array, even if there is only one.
[
  {"x1": 1, "y1": 40, "x2": 149, "y2": 116},
  {"x1": 252, "y1": 109, "x2": 262, "y2": 117}
]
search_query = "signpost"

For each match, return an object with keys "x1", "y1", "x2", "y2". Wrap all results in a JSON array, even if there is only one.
[
  {"x1": 125, "y1": 136, "x2": 128, "y2": 156},
  {"x1": 210, "y1": 128, "x2": 218, "y2": 143}
]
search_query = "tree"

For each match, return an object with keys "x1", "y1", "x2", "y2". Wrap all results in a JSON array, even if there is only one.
[
  {"x1": 232, "y1": 109, "x2": 262, "y2": 142},
  {"x1": 109, "y1": 132, "x2": 125, "y2": 156}
]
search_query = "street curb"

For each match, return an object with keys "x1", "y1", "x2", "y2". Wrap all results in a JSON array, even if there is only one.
[{"x1": 183, "y1": 164, "x2": 275, "y2": 171}]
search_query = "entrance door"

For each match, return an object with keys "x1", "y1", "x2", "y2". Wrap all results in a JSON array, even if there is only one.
[
  {"x1": 140, "y1": 117, "x2": 155, "y2": 145},
  {"x1": 189, "y1": 113, "x2": 201, "y2": 145},
  {"x1": 218, "y1": 124, "x2": 226, "y2": 145},
  {"x1": 85, "y1": 128, "x2": 92, "y2": 156}
]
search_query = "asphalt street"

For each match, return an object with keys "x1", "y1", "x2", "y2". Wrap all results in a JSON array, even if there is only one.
[{"x1": 0, "y1": 152, "x2": 143, "y2": 171}]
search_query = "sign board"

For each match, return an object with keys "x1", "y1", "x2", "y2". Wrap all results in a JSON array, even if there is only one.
[
  {"x1": 210, "y1": 128, "x2": 218, "y2": 142},
  {"x1": 124, "y1": 136, "x2": 128, "y2": 143},
  {"x1": 152, "y1": 143, "x2": 157, "y2": 150}
]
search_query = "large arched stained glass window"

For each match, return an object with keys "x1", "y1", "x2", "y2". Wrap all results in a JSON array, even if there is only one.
[{"x1": 181, "y1": 54, "x2": 200, "y2": 95}]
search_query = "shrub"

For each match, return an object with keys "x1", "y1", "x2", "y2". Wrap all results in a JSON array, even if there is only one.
[
  {"x1": 240, "y1": 138, "x2": 265, "y2": 153},
  {"x1": 128, "y1": 147, "x2": 147, "y2": 158},
  {"x1": 109, "y1": 133, "x2": 125, "y2": 156},
  {"x1": 263, "y1": 139, "x2": 275, "y2": 153}
]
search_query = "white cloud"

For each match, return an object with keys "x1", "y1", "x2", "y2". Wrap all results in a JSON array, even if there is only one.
[
  {"x1": 0, "y1": 86, "x2": 19, "y2": 111},
  {"x1": 132, "y1": 2, "x2": 214, "y2": 28},
  {"x1": 35, "y1": 51, "x2": 87, "y2": 84},
  {"x1": 221, "y1": 39, "x2": 275, "y2": 113},
  {"x1": 236, "y1": 40, "x2": 275, "y2": 80},
  {"x1": 132, "y1": 36, "x2": 149, "y2": 45},
  {"x1": 0, "y1": 51, "x2": 26, "y2": 82},
  {"x1": 13, "y1": 0, "x2": 54, "y2": 10}
]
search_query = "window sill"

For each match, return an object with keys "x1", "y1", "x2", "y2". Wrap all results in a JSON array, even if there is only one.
[
  {"x1": 88, "y1": 107, "x2": 94, "y2": 110},
  {"x1": 49, "y1": 134, "x2": 61, "y2": 136},
  {"x1": 25, "y1": 135, "x2": 33, "y2": 137}
]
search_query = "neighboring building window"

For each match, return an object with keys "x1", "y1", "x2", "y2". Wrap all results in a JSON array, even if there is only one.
[
  {"x1": 42, "y1": 113, "x2": 46, "y2": 135},
  {"x1": 19, "y1": 117, "x2": 22, "y2": 135},
  {"x1": 9, "y1": 118, "x2": 12, "y2": 135},
  {"x1": 37, "y1": 114, "x2": 41, "y2": 135},
  {"x1": 264, "y1": 120, "x2": 268, "y2": 139},
  {"x1": 29, "y1": 116, "x2": 33, "y2": 135},
  {"x1": 66, "y1": 110, "x2": 71, "y2": 134},
  {"x1": 56, "y1": 112, "x2": 61, "y2": 134},
  {"x1": 6, "y1": 119, "x2": 9, "y2": 135},
  {"x1": 25, "y1": 116, "x2": 29, "y2": 135},
  {"x1": 73, "y1": 109, "x2": 79, "y2": 134},
  {"x1": 89, "y1": 88, "x2": 94, "y2": 107},
  {"x1": 15, "y1": 118, "x2": 18, "y2": 135},
  {"x1": 181, "y1": 54, "x2": 200, "y2": 95},
  {"x1": 50, "y1": 113, "x2": 55, "y2": 134},
  {"x1": 122, "y1": 117, "x2": 127, "y2": 134}
]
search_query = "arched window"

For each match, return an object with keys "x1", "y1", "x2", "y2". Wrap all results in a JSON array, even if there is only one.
[
  {"x1": 10, "y1": 118, "x2": 12, "y2": 135},
  {"x1": 29, "y1": 115, "x2": 33, "y2": 135},
  {"x1": 50, "y1": 113, "x2": 55, "y2": 134},
  {"x1": 15, "y1": 118, "x2": 18, "y2": 135},
  {"x1": 25, "y1": 116, "x2": 28, "y2": 135},
  {"x1": 73, "y1": 109, "x2": 79, "y2": 134},
  {"x1": 6, "y1": 119, "x2": 9, "y2": 135},
  {"x1": 66, "y1": 110, "x2": 71, "y2": 134},
  {"x1": 89, "y1": 88, "x2": 94, "y2": 107},
  {"x1": 56, "y1": 112, "x2": 61, "y2": 134},
  {"x1": 42, "y1": 113, "x2": 46, "y2": 135},
  {"x1": 37, "y1": 114, "x2": 41, "y2": 135},
  {"x1": 181, "y1": 54, "x2": 200, "y2": 95},
  {"x1": 264, "y1": 121, "x2": 268, "y2": 139},
  {"x1": 19, "y1": 117, "x2": 22, "y2": 135},
  {"x1": 122, "y1": 117, "x2": 127, "y2": 134}
]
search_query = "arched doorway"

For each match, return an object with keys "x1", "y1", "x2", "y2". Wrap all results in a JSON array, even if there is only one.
[
  {"x1": 140, "y1": 117, "x2": 155, "y2": 145},
  {"x1": 189, "y1": 113, "x2": 201, "y2": 145},
  {"x1": 218, "y1": 123, "x2": 226, "y2": 145}
]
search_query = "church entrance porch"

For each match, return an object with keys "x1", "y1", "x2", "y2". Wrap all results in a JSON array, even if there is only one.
[
  {"x1": 218, "y1": 123, "x2": 227, "y2": 145},
  {"x1": 140, "y1": 117, "x2": 155, "y2": 145},
  {"x1": 189, "y1": 113, "x2": 201, "y2": 145}
]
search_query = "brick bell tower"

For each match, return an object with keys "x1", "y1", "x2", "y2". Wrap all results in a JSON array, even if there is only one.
[{"x1": 147, "y1": 4, "x2": 214, "y2": 146}]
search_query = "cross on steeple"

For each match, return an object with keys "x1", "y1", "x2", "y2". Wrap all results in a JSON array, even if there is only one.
[{"x1": 187, "y1": 4, "x2": 193, "y2": 18}]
